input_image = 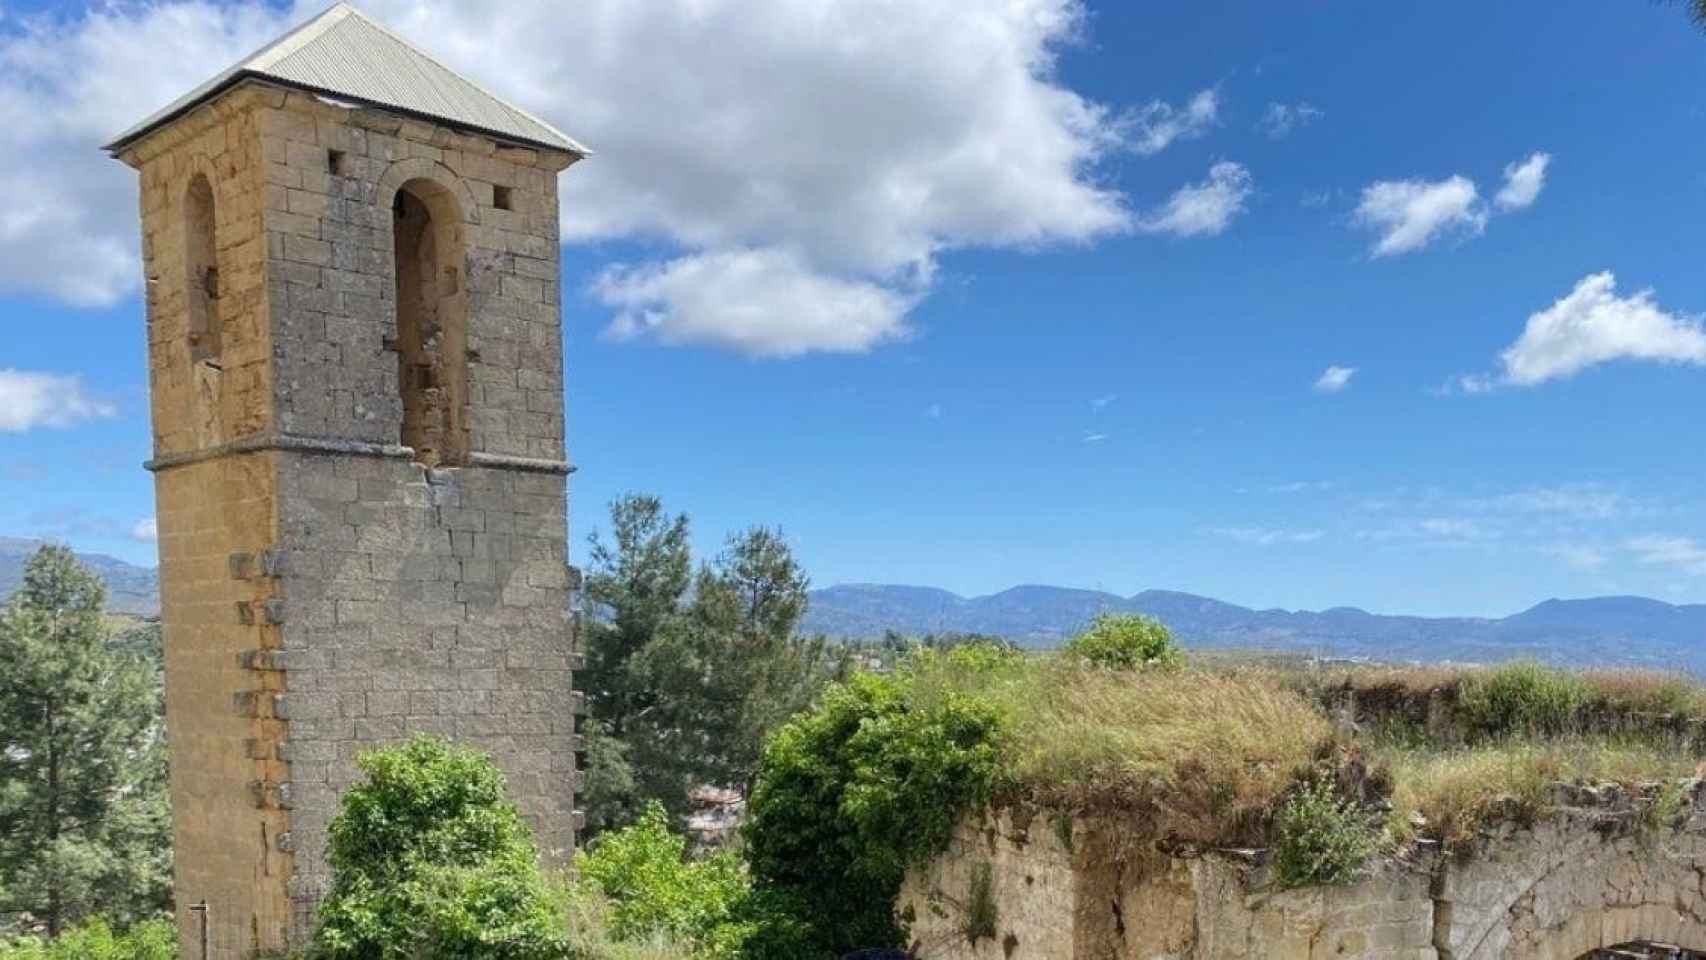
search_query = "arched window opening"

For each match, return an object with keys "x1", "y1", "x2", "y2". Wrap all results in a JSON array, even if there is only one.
[
  {"x1": 184, "y1": 174, "x2": 221, "y2": 364},
  {"x1": 392, "y1": 179, "x2": 469, "y2": 467}
]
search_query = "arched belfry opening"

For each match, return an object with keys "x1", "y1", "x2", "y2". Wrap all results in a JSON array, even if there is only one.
[
  {"x1": 184, "y1": 173, "x2": 220, "y2": 364},
  {"x1": 391, "y1": 178, "x2": 469, "y2": 467}
]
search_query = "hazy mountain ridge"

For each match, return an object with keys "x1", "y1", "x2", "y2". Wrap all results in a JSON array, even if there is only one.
[
  {"x1": 804, "y1": 583, "x2": 1706, "y2": 672},
  {"x1": 4, "y1": 542, "x2": 1702, "y2": 672},
  {"x1": 0, "y1": 538, "x2": 160, "y2": 617}
]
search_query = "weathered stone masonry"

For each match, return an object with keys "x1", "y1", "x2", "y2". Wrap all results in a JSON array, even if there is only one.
[
  {"x1": 904, "y1": 787, "x2": 1706, "y2": 960},
  {"x1": 112, "y1": 41, "x2": 585, "y2": 959}
]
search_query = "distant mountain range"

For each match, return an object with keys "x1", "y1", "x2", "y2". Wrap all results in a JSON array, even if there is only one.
[
  {"x1": 0, "y1": 538, "x2": 160, "y2": 617},
  {"x1": 3, "y1": 539, "x2": 1702, "y2": 672},
  {"x1": 802, "y1": 584, "x2": 1706, "y2": 672}
]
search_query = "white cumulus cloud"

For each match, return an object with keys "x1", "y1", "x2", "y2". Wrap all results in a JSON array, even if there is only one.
[
  {"x1": 594, "y1": 248, "x2": 916, "y2": 357},
  {"x1": 1352, "y1": 152, "x2": 1550, "y2": 258},
  {"x1": 130, "y1": 517, "x2": 158, "y2": 542},
  {"x1": 1313, "y1": 365, "x2": 1357, "y2": 393},
  {"x1": 0, "y1": 369, "x2": 115, "y2": 432},
  {"x1": 1494, "y1": 272, "x2": 1706, "y2": 387},
  {"x1": 1494, "y1": 151, "x2": 1551, "y2": 212},
  {"x1": 1130, "y1": 88, "x2": 1219, "y2": 156},
  {"x1": 1137, "y1": 161, "x2": 1253, "y2": 238},
  {"x1": 1353, "y1": 175, "x2": 1486, "y2": 257},
  {"x1": 0, "y1": 0, "x2": 1137, "y2": 355}
]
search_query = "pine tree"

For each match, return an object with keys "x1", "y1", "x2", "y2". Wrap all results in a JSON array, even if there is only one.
[{"x1": 0, "y1": 546, "x2": 171, "y2": 934}]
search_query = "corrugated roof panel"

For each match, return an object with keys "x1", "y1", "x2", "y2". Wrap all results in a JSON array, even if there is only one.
[{"x1": 105, "y1": 3, "x2": 586, "y2": 156}]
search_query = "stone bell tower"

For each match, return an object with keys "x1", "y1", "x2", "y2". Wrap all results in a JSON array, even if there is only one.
[{"x1": 106, "y1": 5, "x2": 586, "y2": 955}]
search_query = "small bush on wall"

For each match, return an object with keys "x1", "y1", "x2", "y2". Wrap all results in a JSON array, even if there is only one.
[{"x1": 1272, "y1": 779, "x2": 1377, "y2": 888}]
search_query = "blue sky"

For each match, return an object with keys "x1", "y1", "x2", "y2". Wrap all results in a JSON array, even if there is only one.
[{"x1": 3, "y1": 0, "x2": 1705, "y2": 617}]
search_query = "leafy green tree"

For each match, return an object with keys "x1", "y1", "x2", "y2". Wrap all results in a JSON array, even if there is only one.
[
  {"x1": 581, "y1": 495, "x2": 693, "y2": 739},
  {"x1": 313, "y1": 737, "x2": 570, "y2": 960},
  {"x1": 580, "y1": 500, "x2": 844, "y2": 830},
  {"x1": 0, "y1": 546, "x2": 170, "y2": 935},
  {"x1": 578, "y1": 496, "x2": 693, "y2": 832},
  {"x1": 681, "y1": 527, "x2": 840, "y2": 793}
]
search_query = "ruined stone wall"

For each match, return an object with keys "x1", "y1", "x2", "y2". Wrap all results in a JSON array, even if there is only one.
[
  {"x1": 120, "y1": 82, "x2": 580, "y2": 957},
  {"x1": 905, "y1": 785, "x2": 1706, "y2": 959}
]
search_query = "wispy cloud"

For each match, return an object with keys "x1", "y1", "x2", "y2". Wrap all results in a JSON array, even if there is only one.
[
  {"x1": 1129, "y1": 88, "x2": 1219, "y2": 156},
  {"x1": 1313, "y1": 365, "x2": 1357, "y2": 393},
  {"x1": 1483, "y1": 484, "x2": 1633, "y2": 520},
  {"x1": 1257, "y1": 101, "x2": 1323, "y2": 139},
  {"x1": 0, "y1": 370, "x2": 115, "y2": 432},
  {"x1": 130, "y1": 517, "x2": 158, "y2": 542},
  {"x1": 1417, "y1": 517, "x2": 1485, "y2": 540},
  {"x1": 1091, "y1": 393, "x2": 1118, "y2": 411},
  {"x1": 1137, "y1": 161, "x2": 1254, "y2": 238},
  {"x1": 1355, "y1": 482, "x2": 1642, "y2": 552},
  {"x1": 1211, "y1": 526, "x2": 1325, "y2": 546},
  {"x1": 1626, "y1": 535, "x2": 1706, "y2": 576},
  {"x1": 1268, "y1": 480, "x2": 1336, "y2": 494},
  {"x1": 1542, "y1": 543, "x2": 1607, "y2": 571},
  {"x1": 1081, "y1": 431, "x2": 1109, "y2": 444}
]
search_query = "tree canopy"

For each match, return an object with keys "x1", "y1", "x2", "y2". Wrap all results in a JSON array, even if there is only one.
[{"x1": 0, "y1": 546, "x2": 170, "y2": 935}]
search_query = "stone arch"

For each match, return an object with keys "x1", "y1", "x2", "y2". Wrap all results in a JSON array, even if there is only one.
[
  {"x1": 372, "y1": 157, "x2": 481, "y2": 226},
  {"x1": 387, "y1": 172, "x2": 472, "y2": 466},
  {"x1": 1442, "y1": 819, "x2": 1706, "y2": 959}
]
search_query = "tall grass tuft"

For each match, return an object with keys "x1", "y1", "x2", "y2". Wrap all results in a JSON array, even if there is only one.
[
  {"x1": 1379, "y1": 737, "x2": 1698, "y2": 847},
  {"x1": 1456, "y1": 661, "x2": 1589, "y2": 740},
  {"x1": 968, "y1": 662, "x2": 1331, "y2": 844}
]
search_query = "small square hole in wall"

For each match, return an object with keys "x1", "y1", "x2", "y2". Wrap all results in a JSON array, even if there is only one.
[
  {"x1": 493, "y1": 185, "x2": 513, "y2": 211},
  {"x1": 327, "y1": 149, "x2": 346, "y2": 176}
]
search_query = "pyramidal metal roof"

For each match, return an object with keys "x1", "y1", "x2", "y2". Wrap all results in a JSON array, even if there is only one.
[{"x1": 105, "y1": 2, "x2": 587, "y2": 156}]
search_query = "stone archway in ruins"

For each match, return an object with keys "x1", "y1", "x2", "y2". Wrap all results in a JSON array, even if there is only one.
[{"x1": 1435, "y1": 807, "x2": 1706, "y2": 959}]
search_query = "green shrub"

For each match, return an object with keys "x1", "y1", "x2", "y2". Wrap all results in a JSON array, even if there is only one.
[
  {"x1": 1457, "y1": 661, "x2": 1588, "y2": 740},
  {"x1": 1063, "y1": 614, "x2": 1181, "y2": 671},
  {"x1": 313, "y1": 736, "x2": 571, "y2": 960},
  {"x1": 574, "y1": 802, "x2": 750, "y2": 957},
  {"x1": 1272, "y1": 780, "x2": 1376, "y2": 888},
  {"x1": 743, "y1": 670, "x2": 1003, "y2": 956},
  {"x1": 0, "y1": 918, "x2": 175, "y2": 960}
]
